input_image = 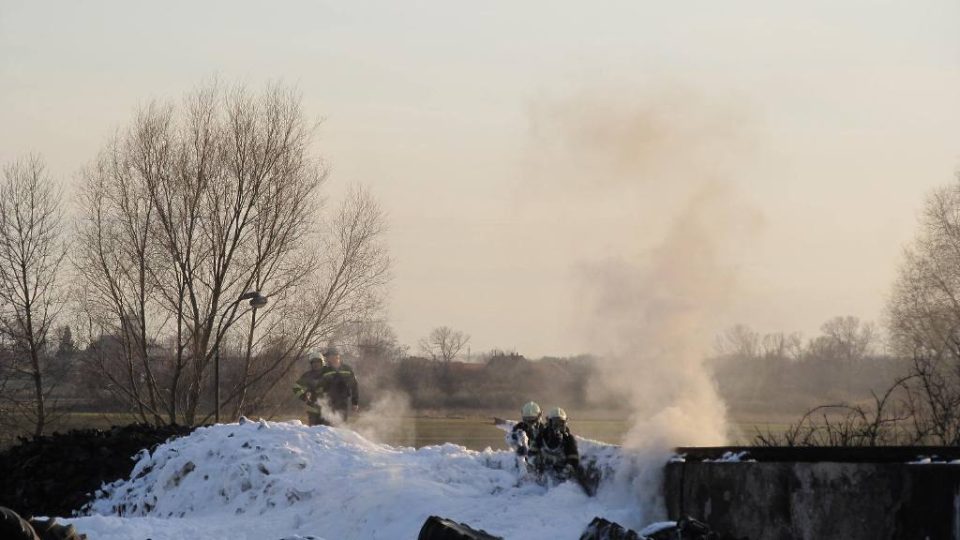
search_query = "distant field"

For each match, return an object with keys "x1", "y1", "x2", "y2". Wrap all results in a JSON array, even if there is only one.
[
  {"x1": 302, "y1": 411, "x2": 794, "y2": 450},
  {"x1": 362, "y1": 416, "x2": 791, "y2": 450},
  {"x1": 381, "y1": 416, "x2": 633, "y2": 450},
  {"x1": 2, "y1": 410, "x2": 796, "y2": 451}
]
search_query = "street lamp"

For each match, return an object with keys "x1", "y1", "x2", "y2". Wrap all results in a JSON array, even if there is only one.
[
  {"x1": 241, "y1": 290, "x2": 268, "y2": 309},
  {"x1": 215, "y1": 291, "x2": 268, "y2": 423}
]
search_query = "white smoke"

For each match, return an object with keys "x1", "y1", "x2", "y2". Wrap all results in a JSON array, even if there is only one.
[
  {"x1": 581, "y1": 180, "x2": 746, "y2": 450},
  {"x1": 524, "y1": 87, "x2": 763, "y2": 524},
  {"x1": 322, "y1": 390, "x2": 413, "y2": 445}
]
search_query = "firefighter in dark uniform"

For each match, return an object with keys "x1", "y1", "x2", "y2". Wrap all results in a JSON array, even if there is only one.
[
  {"x1": 293, "y1": 351, "x2": 327, "y2": 426},
  {"x1": 319, "y1": 347, "x2": 359, "y2": 420},
  {"x1": 531, "y1": 407, "x2": 580, "y2": 480},
  {"x1": 293, "y1": 347, "x2": 360, "y2": 426},
  {"x1": 507, "y1": 401, "x2": 545, "y2": 457}
]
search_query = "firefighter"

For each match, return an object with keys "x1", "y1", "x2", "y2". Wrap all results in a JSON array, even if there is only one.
[
  {"x1": 531, "y1": 407, "x2": 580, "y2": 480},
  {"x1": 507, "y1": 401, "x2": 545, "y2": 457},
  {"x1": 293, "y1": 351, "x2": 328, "y2": 426},
  {"x1": 316, "y1": 347, "x2": 360, "y2": 421}
]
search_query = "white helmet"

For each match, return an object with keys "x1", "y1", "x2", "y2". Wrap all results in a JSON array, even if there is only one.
[
  {"x1": 546, "y1": 407, "x2": 567, "y2": 425},
  {"x1": 521, "y1": 401, "x2": 541, "y2": 420},
  {"x1": 307, "y1": 351, "x2": 325, "y2": 366}
]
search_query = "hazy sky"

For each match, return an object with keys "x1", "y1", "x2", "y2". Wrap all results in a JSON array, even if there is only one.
[{"x1": 1, "y1": 1, "x2": 958, "y2": 357}]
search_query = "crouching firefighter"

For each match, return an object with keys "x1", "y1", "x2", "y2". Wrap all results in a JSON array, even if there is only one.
[
  {"x1": 506, "y1": 401, "x2": 545, "y2": 475},
  {"x1": 531, "y1": 407, "x2": 580, "y2": 482}
]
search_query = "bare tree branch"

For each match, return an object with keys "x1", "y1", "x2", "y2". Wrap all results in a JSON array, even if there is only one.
[
  {"x1": 0, "y1": 155, "x2": 67, "y2": 436},
  {"x1": 74, "y1": 82, "x2": 390, "y2": 426},
  {"x1": 419, "y1": 326, "x2": 470, "y2": 363}
]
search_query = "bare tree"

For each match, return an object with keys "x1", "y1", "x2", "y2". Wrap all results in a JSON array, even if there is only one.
[
  {"x1": 75, "y1": 82, "x2": 390, "y2": 426},
  {"x1": 888, "y1": 178, "x2": 960, "y2": 444},
  {"x1": 219, "y1": 185, "x2": 391, "y2": 419},
  {"x1": 419, "y1": 326, "x2": 470, "y2": 363},
  {"x1": 0, "y1": 156, "x2": 67, "y2": 436},
  {"x1": 813, "y1": 316, "x2": 877, "y2": 362},
  {"x1": 338, "y1": 317, "x2": 405, "y2": 365},
  {"x1": 714, "y1": 324, "x2": 759, "y2": 359},
  {"x1": 74, "y1": 139, "x2": 168, "y2": 424},
  {"x1": 757, "y1": 331, "x2": 806, "y2": 361}
]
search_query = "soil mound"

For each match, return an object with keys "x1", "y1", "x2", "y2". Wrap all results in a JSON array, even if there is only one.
[{"x1": 0, "y1": 424, "x2": 195, "y2": 518}]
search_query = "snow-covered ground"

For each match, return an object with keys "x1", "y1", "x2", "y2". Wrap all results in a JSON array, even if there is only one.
[{"x1": 63, "y1": 418, "x2": 667, "y2": 540}]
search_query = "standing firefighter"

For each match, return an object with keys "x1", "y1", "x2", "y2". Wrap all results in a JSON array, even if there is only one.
[
  {"x1": 320, "y1": 347, "x2": 360, "y2": 419},
  {"x1": 531, "y1": 407, "x2": 580, "y2": 480},
  {"x1": 294, "y1": 347, "x2": 360, "y2": 426},
  {"x1": 293, "y1": 352, "x2": 327, "y2": 426}
]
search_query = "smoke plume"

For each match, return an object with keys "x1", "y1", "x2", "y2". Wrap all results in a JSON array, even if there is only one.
[
  {"x1": 322, "y1": 391, "x2": 414, "y2": 445},
  {"x1": 525, "y1": 87, "x2": 763, "y2": 522},
  {"x1": 580, "y1": 181, "x2": 744, "y2": 449}
]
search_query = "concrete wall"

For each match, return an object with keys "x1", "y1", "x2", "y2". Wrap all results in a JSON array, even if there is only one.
[{"x1": 664, "y1": 461, "x2": 960, "y2": 540}]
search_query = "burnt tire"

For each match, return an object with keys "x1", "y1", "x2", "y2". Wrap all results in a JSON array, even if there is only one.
[
  {"x1": 29, "y1": 517, "x2": 85, "y2": 540},
  {"x1": 418, "y1": 516, "x2": 502, "y2": 540},
  {"x1": 0, "y1": 507, "x2": 41, "y2": 540}
]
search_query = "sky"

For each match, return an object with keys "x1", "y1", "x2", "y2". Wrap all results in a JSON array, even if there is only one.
[{"x1": 1, "y1": 1, "x2": 958, "y2": 357}]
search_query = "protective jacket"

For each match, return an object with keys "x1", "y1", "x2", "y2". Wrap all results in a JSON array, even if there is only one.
[
  {"x1": 317, "y1": 364, "x2": 359, "y2": 411},
  {"x1": 293, "y1": 368, "x2": 326, "y2": 414},
  {"x1": 532, "y1": 425, "x2": 580, "y2": 472},
  {"x1": 509, "y1": 419, "x2": 544, "y2": 456}
]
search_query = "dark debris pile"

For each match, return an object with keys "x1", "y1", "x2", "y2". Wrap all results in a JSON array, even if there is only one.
[{"x1": 0, "y1": 423, "x2": 195, "y2": 518}]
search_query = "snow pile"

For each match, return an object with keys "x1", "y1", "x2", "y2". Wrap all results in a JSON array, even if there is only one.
[
  {"x1": 907, "y1": 455, "x2": 960, "y2": 465},
  {"x1": 66, "y1": 419, "x2": 658, "y2": 540},
  {"x1": 704, "y1": 451, "x2": 755, "y2": 463}
]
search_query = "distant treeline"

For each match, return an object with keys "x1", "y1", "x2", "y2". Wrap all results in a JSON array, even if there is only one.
[
  {"x1": 710, "y1": 351, "x2": 908, "y2": 417},
  {"x1": 351, "y1": 316, "x2": 903, "y2": 417},
  {"x1": 354, "y1": 351, "x2": 594, "y2": 412},
  {"x1": 20, "y1": 314, "x2": 906, "y2": 435},
  {"x1": 58, "y1": 316, "x2": 907, "y2": 420},
  {"x1": 708, "y1": 317, "x2": 906, "y2": 417}
]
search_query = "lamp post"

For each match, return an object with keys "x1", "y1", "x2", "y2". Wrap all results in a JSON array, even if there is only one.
[{"x1": 215, "y1": 291, "x2": 268, "y2": 423}]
